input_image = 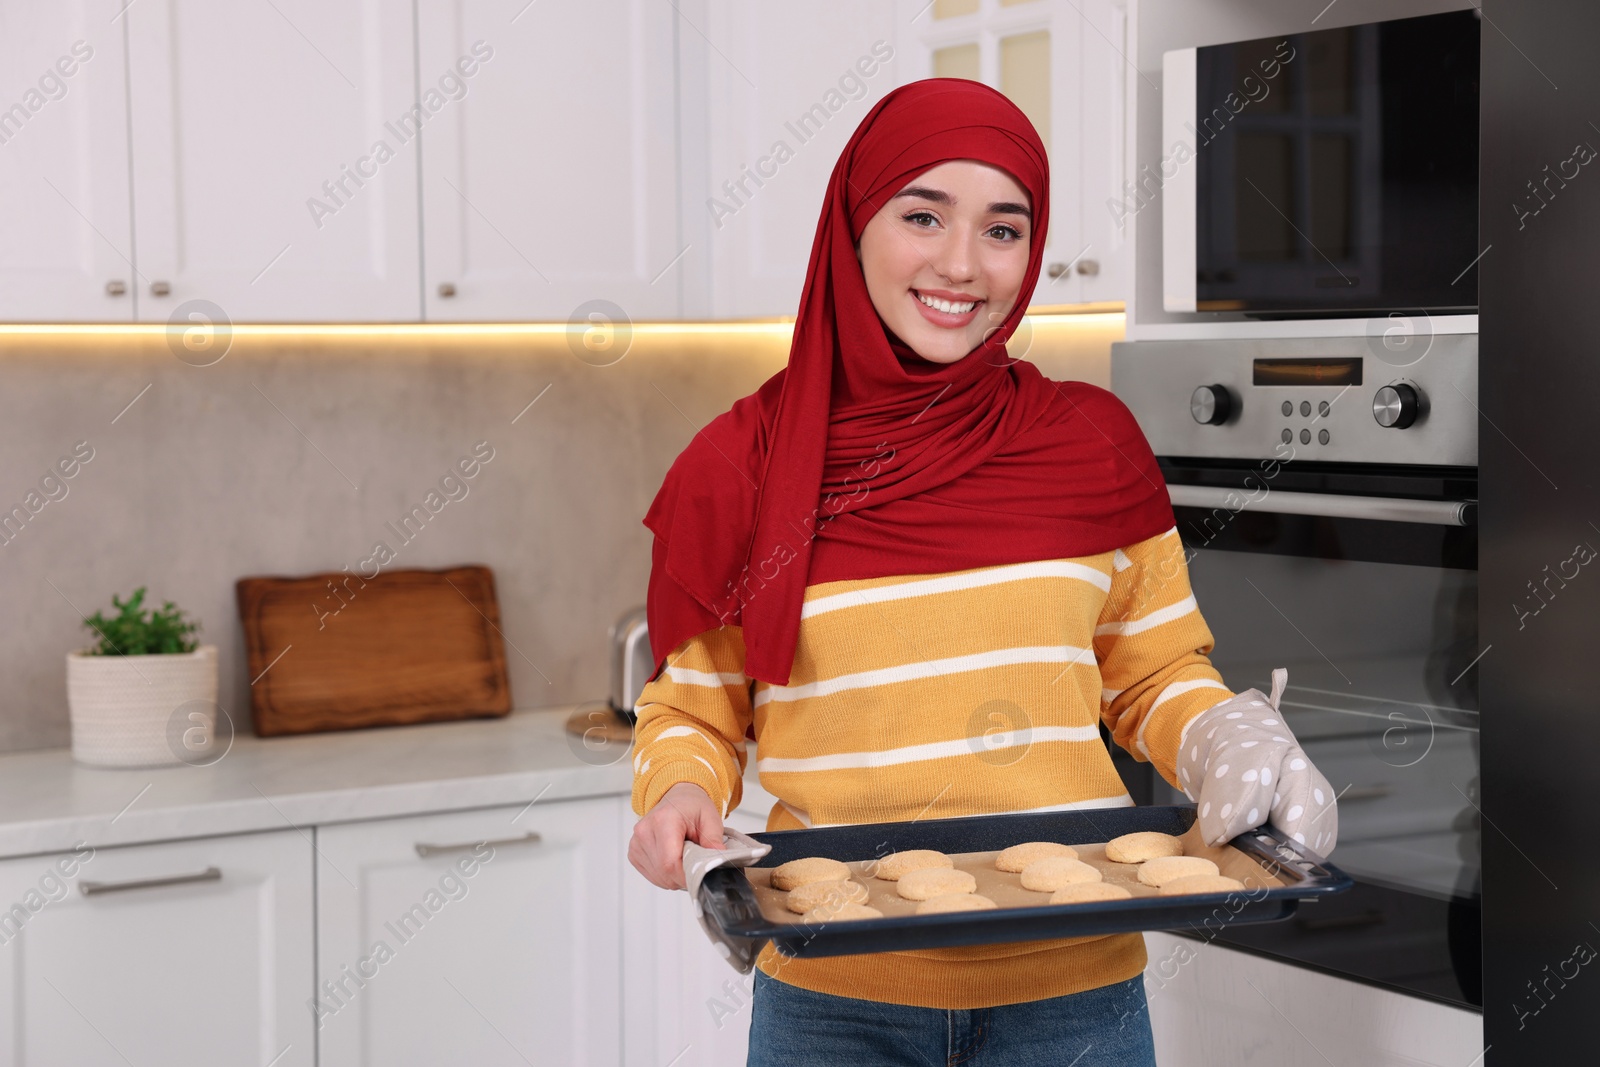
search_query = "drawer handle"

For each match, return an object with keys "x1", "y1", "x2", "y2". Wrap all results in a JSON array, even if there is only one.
[
  {"x1": 415, "y1": 832, "x2": 542, "y2": 859},
  {"x1": 80, "y1": 866, "x2": 222, "y2": 896}
]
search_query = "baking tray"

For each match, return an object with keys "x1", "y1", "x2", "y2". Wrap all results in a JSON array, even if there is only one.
[{"x1": 696, "y1": 805, "x2": 1350, "y2": 965}]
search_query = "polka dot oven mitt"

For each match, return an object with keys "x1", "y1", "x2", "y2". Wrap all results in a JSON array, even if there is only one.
[{"x1": 1174, "y1": 668, "x2": 1339, "y2": 856}]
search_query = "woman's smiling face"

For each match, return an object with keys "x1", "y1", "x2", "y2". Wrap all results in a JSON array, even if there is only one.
[{"x1": 855, "y1": 159, "x2": 1033, "y2": 364}]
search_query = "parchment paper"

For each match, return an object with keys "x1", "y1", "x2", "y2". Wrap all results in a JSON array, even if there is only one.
[{"x1": 743, "y1": 824, "x2": 1289, "y2": 926}]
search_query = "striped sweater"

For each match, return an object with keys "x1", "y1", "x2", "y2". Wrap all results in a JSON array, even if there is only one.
[{"x1": 630, "y1": 526, "x2": 1234, "y2": 1009}]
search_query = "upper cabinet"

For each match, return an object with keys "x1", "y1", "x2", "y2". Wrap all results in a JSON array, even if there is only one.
[
  {"x1": 685, "y1": 1, "x2": 905, "y2": 320},
  {"x1": 125, "y1": 0, "x2": 421, "y2": 322},
  {"x1": 418, "y1": 0, "x2": 682, "y2": 322},
  {"x1": 0, "y1": 1, "x2": 134, "y2": 322},
  {"x1": 3, "y1": 0, "x2": 1124, "y2": 323},
  {"x1": 895, "y1": 0, "x2": 1128, "y2": 307}
]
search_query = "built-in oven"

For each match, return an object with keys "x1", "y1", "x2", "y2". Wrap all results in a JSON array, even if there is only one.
[{"x1": 1112, "y1": 335, "x2": 1480, "y2": 1009}]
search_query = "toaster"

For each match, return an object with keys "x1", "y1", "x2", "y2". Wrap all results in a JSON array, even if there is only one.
[{"x1": 608, "y1": 606, "x2": 655, "y2": 722}]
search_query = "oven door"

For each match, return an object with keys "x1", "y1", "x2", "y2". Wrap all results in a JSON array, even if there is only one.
[{"x1": 1155, "y1": 458, "x2": 1480, "y2": 1010}]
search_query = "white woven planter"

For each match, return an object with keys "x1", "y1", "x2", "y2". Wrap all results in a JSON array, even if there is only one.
[{"x1": 66, "y1": 644, "x2": 218, "y2": 768}]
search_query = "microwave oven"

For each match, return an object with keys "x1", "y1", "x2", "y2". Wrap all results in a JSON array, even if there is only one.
[{"x1": 1160, "y1": 10, "x2": 1480, "y2": 317}]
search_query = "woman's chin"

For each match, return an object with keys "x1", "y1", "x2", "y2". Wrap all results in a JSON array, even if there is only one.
[{"x1": 901, "y1": 332, "x2": 977, "y2": 365}]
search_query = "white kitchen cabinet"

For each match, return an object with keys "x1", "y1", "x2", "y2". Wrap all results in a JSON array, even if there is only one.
[
  {"x1": 315, "y1": 797, "x2": 624, "y2": 1067},
  {"x1": 0, "y1": 829, "x2": 315, "y2": 1067},
  {"x1": 417, "y1": 0, "x2": 682, "y2": 322},
  {"x1": 622, "y1": 807, "x2": 766, "y2": 1067},
  {"x1": 895, "y1": 0, "x2": 1129, "y2": 307},
  {"x1": 1142, "y1": 932, "x2": 1484, "y2": 1067},
  {"x1": 124, "y1": 0, "x2": 421, "y2": 322},
  {"x1": 686, "y1": 1, "x2": 906, "y2": 320},
  {"x1": 0, "y1": 1, "x2": 134, "y2": 321}
]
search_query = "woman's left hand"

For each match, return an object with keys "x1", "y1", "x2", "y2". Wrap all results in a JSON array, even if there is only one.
[{"x1": 1176, "y1": 668, "x2": 1339, "y2": 855}]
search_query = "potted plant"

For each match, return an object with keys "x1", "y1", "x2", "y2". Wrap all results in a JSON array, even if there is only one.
[{"x1": 66, "y1": 588, "x2": 217, "y2": 768}]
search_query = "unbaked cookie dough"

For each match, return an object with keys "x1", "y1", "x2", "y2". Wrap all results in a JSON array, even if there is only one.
[
  {"x1": 1105, "y1": 831, "x2": 1184, "y2": 864},
  {"x1": 801, "y1": 901, "x2": 884, "y2": 922},
  {"x1": 1019, "y1": 856, "x2": 1103, "y2": 892},
  {"x1": 916, "y1": 893, "x2": 999, "y2": 915},
  {"x1": 784, "y1": 878, "x2": 868, "y2": 914},
  {"x1": 1158, "y1": 873, "x2": 1247, "y2": 896},
  {"x1": 872, "y1": 849, "x2": 953, "y2": 881},
  {"x1": 1049, "y1": 882, "x2": 1134, "y2": 905},
  {"x1": 1137, "y1": 855, "x2": 1219, "y2": 887},
  {"x1": 771, "y1": 856, "x2": 852, "y2": 891},
  {"x1": 995, "y1": 841, "x2": 1078, "y2": 872},
  {"x1": 896, "y1": 866, "x2": 978, "y2": 901}
]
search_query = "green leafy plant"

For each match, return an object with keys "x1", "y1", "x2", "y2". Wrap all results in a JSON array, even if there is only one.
[{"x1": 81, "y1": 587, "x2": 200, "y2": 656}]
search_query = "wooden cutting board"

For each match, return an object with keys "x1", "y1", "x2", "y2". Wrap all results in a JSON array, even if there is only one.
[{"x1": 236, "y1": 565, "x2": 512, "y2": 737}]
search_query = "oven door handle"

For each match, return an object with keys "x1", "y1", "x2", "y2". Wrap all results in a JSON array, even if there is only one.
[{"x1": 1167, "y1": 485, "x2": 1476, "y2": 527}]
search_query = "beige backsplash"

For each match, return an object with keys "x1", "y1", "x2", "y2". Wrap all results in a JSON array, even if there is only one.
[{"x1": 0, "y1": 314, "x2": 1120, "y2": 753}]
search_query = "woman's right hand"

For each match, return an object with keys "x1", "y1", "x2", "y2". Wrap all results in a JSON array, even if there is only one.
[{"x1": 628, "y1": 781, "x2": 725, "y2": 890}]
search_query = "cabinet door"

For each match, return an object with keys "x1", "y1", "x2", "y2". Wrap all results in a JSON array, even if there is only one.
[
  {"x1": 895, "y1": 0, "x2": 1130, "y2": 306},
  {"x1": 316, "y1": 797, "x2": 624, "y2": 1067},
  {"x1": 125, "y1": 0, "x2": 421, "y2": 321},
  {"x1": 692, "y1": 2, "x2": 904, "y2": 319},
  {"x1": 418, "y1": 0, "x2": 681, "y2": 322},
  {"x1": 0, "y1": 830, "x2": 315, "y2": 1067},
  {"x1": 0, "y1": 1, "x2": 134, "y2": 321},
  {"x1": 1072, "y1": 0, "x2": 1128, "y2": 304},
  {"x1": 622, "y1": 808, "x2": 765, "y2": 1067}
]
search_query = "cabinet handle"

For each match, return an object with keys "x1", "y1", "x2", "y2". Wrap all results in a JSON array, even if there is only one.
[
  {"x1": 415, "y1": 832, "x2": 541, "y2": 859},
  {"x1": 150, "y1": 280, "x2": 171, "y2": 297},
  {"x1": 105, "y1": 280, "x2": 127, "y2": 296},
  {"x1": 1046, "y1": 262, "x2": 1069, "y2": 279},
  {"x1": 1076, "y1": 259, "x2": 1100, "y2": 276},
  {"x1": 437, "y1": 282, "x2": 457, "y2": 298},
  {"x1": 80, "y1": 866, "x2": 222, "y2": 896}
]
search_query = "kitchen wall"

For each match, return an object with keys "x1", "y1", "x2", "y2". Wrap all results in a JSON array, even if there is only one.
[{"x1": 0, "y1": 314, "x2": 1121, "y2": 753}]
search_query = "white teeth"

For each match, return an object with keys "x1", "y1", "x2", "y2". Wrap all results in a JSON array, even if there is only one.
[{"x1": 915, "y1": 291, "x2": 977, "y2": 315}]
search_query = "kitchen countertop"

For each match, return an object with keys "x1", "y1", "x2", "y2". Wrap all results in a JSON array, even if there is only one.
[{"x1": 0, "y1": 706, "x2": 635, "y2": 860}]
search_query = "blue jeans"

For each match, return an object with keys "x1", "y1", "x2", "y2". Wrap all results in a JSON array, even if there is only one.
[{"x1": 747, "y1": 969, "x2": 1157, "y2": 1067}]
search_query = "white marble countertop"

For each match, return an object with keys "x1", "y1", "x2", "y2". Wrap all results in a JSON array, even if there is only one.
[{"x1": 0, "y1": 706, "x2": 635, "y2": 860}]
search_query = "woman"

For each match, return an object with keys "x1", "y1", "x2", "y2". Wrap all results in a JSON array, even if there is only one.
[{"x1": 627, "y1": 79, "x2": 1338, "y2": 1066}]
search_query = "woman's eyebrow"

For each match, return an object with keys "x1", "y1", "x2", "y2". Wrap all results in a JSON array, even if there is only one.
[
  {"x1": 988, "y1": 200, "x2": 1032, "y2": 220},
  {"x1": 892, "y1": 185, "x2": 952, "y2": 206}
]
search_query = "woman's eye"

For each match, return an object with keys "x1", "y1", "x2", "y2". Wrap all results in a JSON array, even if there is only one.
[
  {"x1": 988, "y1": 224, "x2": 1023, "y2": 241},
  {"x1": 903, "y1": 210, "x2": 939, "y2": 228}
]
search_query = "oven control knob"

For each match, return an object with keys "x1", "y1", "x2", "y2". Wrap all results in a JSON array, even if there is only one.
[
  {"x1": 1373, "y1": 383, "x2": 1420, "y2": 429},
  {"x1": 1190, "y1": 384, "x2": 1233, "y2": 426}
]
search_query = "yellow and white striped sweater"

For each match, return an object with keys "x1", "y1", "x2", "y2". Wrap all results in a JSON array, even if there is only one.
[{"x1": 630, "y1": 527, "x2": 1235, "y2": 1009}]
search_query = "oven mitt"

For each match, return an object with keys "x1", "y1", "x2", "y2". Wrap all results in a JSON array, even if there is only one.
[
  {"x1": 1175, "y1": 668, "x2": 1339, "y2": 856},
  {"x1": 683, "y1": 828, "x2": 772, "y2": 974}
]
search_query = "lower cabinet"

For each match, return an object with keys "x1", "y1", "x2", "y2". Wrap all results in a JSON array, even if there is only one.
[
  {"x1": 0, "y1": 829, "x2": 315, "y2": 1066},
  {"x1": 314, "y1": 796, "x2": 625, "y2": 1067}
]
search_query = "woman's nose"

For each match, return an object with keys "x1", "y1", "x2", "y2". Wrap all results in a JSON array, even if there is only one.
[{"x1": 931, "y1": 230, "x2": 979, "y2": 283}]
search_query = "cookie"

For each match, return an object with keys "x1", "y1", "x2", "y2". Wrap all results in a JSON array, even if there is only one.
[
  {"x1": 1137, "y1": 856, "x2": 1219, "y2": 887},
  {"x1": 1104, "y1": 831, "x2": 1184, "y2": 864},
  {"x1": 995, "y1": 841, "x2": 1078, "y2": 872},
  {"x1": 896, "y1": 867, "x2": 978, "y2": 901},
  {"x1": 873, "y1": 849, "x2": 953, "y2": 881},
  {"x1": 785, "y1": 879, "x2": 868, "y2": 914},
  {"x1": 916, "y1": 893, "x2": 999, "y2": 915},
  {"x1": 1158, "y1": 874, "x2": 1247, "y2": 897},
  {"x1": 771, "y1": 856, "x2": 851, "y2": 891},
  {"x1": 1019, "y1": 857, "x2": 1102, "y2": 892},
  {"x1": 801, "y1": 901, "x2": 883, "y2": 923},
  {"x1": 1049, "y1": 882, "x2": 1134, "y2": 905}
]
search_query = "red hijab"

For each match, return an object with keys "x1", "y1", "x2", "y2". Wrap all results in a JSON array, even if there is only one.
[{"x1": 644, "y1": 79, "x2": 1172, "y2": 685}]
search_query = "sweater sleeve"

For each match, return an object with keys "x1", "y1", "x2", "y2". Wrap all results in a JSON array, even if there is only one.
[
  {"x1": 629, "y1": 625, "x2": 754, "y2": 819},
  {"x1": 1095, "y1": 527, "x2": 1235, "y2": 789}
]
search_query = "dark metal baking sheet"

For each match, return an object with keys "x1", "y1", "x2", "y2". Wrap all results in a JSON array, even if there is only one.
[{"x1": 697, "y1": 805, "x2": 1352, "y2": 960}]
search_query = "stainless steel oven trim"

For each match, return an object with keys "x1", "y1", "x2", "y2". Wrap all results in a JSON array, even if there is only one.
[{"x1": 1168, "y1": 484, "x2": 1475, "y2": 526}]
